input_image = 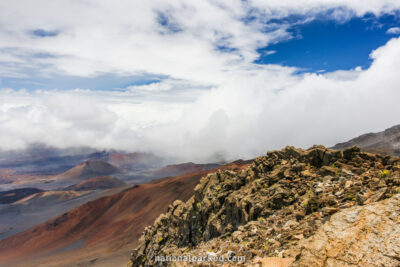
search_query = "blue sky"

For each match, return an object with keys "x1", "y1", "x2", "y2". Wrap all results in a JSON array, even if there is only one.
[
  {"x1": 0, "y1": 73, "x2": 162, "y2": 91},
  {"x1": 256, "y1": 13, "x2": 400, "y2": 72}
]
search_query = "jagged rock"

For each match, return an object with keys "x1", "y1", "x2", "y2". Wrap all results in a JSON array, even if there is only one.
[
  {"x1": 128, "y1": 146, "x2": 400, "y2": 267},
  {"x1": 343, "y1": 146, "x2": 361, "y2": 160}
]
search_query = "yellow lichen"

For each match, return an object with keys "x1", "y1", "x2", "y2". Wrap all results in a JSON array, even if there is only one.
[{"x1": 379, "y1": 170, "x2": 390, "y2": 177}]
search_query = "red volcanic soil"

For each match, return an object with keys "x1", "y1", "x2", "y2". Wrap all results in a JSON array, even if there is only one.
[
  {"x1": 55, "y1": 160, "x2": 119, "y2": 183},
  {"x1": 65, "y1": 176, "x2": 127, "y2": 191},
  {"x1": 107, "y1": 152, "x2": 161, "y2": 169},
  {"x1": 153, "y1": 162, "x2": 221, "y2": 178},
  {"x1": 0, "y1": 161, "x2": 250, "y2": 266}
]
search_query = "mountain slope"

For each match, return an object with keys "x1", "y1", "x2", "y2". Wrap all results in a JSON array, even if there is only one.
[
  {"x1": 107, "y1": 152, "x2": 163, "y2": 171},
  {"x1": 0, "y1": 147, "x2": 164, "y2": 191},
  {"x1": 0, "y1": 161, "x2": 249, "y2": 267},
  {"x1": 0, "y1": 144, "x2": 107, "y2": 175},
  {"x1": 152, "y1": 162, "x2": 221, "y2": 178},
  {"x1": 0, "y1": 188, "x2": 43, "y2": 204},
  {"x1": 128, "y1": 146, "x2": 400, "y2": 266},
  {"x1": 0, "y1": 189, "x2": 123, "y2": 241},
  {"x1": 332, "y1": 124, "x2": 400, "y2": 156},
  {"x1": 55, "y1": 160, "x2": 120, "y2": 183},
  {"x1": 65, "y1": 176, "x2": 127, "y2": 191}
]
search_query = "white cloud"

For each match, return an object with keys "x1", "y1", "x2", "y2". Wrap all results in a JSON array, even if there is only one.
[
  {"x1": 0, "y1": 1, "x2": 400, "y2": 162},
  {"x1": 127, "y1": 79, "x2": 211, "y2": 92},
  {"x1": 261, "y1": 50, "x2": 277, "y2": 56},
  {"x1": 387, "y1": 27, "x2": 400, "y2": 34},
  {"x1": 1, "y1": 0, "x2": 399, "y2": 81}
]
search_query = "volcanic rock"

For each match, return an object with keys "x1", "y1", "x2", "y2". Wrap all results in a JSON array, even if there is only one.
[{"x1": 128, "y1": 145, "x2": 400, "y2": 266}]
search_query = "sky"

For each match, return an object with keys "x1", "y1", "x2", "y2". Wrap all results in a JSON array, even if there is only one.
[{"x1": 0, "y1": 0, "x2": 400, "y2": 162}]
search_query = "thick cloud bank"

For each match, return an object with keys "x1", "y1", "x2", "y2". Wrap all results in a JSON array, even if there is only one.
[{"x1": 0, "y1": 1, "x2": 400, "y2": 162}]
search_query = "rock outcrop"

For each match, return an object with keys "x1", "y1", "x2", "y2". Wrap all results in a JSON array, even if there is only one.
[
  {"x1": 128, "y1": 146, "x2": 400, "y2": 266},
  {"x1": 290, "y1": 193, "x2": 400, "y2": 266}
]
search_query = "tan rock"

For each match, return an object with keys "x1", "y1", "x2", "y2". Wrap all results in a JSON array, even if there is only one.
[
  {"x1": 252, "y1": 257, "x2": 294, "y2": 267},
  {"x1": 291, "y1": 194, "x2": 400, "y2": 267}
]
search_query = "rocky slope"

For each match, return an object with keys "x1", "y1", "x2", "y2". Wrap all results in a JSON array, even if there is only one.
[
  {"x1": 332, "y1": 124, "x2": 400, "y2": 156},
  {"x1": 129, "y1": 145, "x2": 400, "y2": 266}
]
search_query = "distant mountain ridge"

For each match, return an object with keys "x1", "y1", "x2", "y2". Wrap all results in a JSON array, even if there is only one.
[
  {"x1": 0, "y1": 145, "x2": 103, "y2": 175},
  {"x1": 332, "y1": 124, "x2": 400, "y2": 156},
  {"x1": 0, "y1": 144, "x2": 163, "y2": 178},
  {"x1": 55, "y1": 160, "x2": 120, "y2": 183}
]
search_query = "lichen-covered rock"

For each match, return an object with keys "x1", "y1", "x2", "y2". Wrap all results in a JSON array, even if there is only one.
[{"x1": 128, "y1": 146, "x2": 400, "y2": 267}]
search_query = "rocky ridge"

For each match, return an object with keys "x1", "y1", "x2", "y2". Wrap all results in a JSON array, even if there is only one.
[
  {"x1": 332, "y1": 124, "x2": 400, "y2": 156},
  {"x1": 128, "y1": 145, "x2": 400, "y2": 266}
]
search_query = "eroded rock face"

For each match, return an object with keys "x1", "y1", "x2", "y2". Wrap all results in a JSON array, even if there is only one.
[
  {"x1": 128, "y1": 146, "x2": 400, "y2": 267},
  {"x1": 291, "y1": 194, "x2": 400, "y2": 267}
]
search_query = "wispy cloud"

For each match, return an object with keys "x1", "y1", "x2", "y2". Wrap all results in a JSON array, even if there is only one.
[{"x1": 387, "y1": 27, "x2": 400, "y2": 34}]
